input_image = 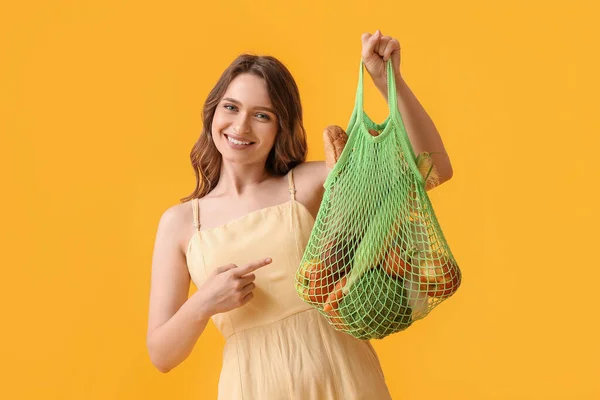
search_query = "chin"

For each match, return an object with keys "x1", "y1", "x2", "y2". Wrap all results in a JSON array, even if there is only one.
[{"x1": 218, "y1": 149, "x2": 262, "y2": 166}]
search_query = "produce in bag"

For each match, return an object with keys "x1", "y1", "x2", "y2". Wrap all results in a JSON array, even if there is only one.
[{"x1": 295, "y1": 59, "x2": 461, "y2": 339}]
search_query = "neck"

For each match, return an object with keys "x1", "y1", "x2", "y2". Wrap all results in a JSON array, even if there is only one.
[{"x1": 214, "y1": 160, "x2": 271, "y2": 197}]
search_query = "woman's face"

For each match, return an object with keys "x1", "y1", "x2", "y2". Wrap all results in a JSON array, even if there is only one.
[{"x1": 211, "y1": 73, "x2": 279, "y2": 167}]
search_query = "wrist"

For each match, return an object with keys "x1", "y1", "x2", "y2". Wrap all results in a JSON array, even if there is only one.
[
  {"x1": 373, "y1": 75, "x2": 388, "y2": 95},
  {"x1": 188, "y1": 291, "x2": 214, "y2": 322},
  {"x1": 394, "y1": 72, "x2": 405, "y2": 88}
]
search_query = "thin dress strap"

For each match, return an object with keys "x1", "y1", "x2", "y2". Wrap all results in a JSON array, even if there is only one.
[
  {"x1": 287, "y1": 169, "x2": 296, "y2": 201},
  {"x1": 191, "y1": 198, "x2": 201, "y2": 231}
]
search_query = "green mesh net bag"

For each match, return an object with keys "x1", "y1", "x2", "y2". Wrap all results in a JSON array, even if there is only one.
[{"x1": 295, "y1": 60, "x2": 462, "y2": 340}]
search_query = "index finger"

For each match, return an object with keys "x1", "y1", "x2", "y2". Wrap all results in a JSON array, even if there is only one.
[
  {"x1": 234, "y1": 257, "x2": 272, "y2": 276},
  {"x1": 361, "y1": 30, "x2": 381, "y2": 56}
]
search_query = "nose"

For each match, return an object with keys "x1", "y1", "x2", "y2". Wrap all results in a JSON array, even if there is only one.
[{"x1": 232, "y1": 113, "x2": 251, "y2": 135}]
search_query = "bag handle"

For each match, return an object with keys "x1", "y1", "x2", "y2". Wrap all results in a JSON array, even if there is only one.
[
  {"x1": 353, "y1": 58, "x2": 399, "y2": 122},
  {"x1": 344, "y1": 58, "x2": 422, "y2": 184}
]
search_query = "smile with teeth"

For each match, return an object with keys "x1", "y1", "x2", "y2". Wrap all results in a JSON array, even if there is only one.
[{"x1": 226, "y1": 135, "x2": 253, "y2": 145}]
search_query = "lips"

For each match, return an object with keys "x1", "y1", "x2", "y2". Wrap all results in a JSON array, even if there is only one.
[{"x1": 224, "y1": 134, "x2": 255, "y2": 145}]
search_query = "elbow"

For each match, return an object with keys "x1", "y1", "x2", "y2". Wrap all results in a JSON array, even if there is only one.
[
  {"x1": 426, "y1": 151, "x2": 453, "y2": 188},
  {"x1": 149, "y1": 352, "x2": 173, "y2": 374},
  {"x1": 442, "y1": 164, "x2": 453, "y2": 184},
  {"x1": 152, "y1": 358, "x2": 172, "y2": 374},
  {"x1": 437, "y1": 156, "x2": 453, "y2": 185},
  {"x1": 426, "y1": 160, "x2": 453, "y2": 191},
  {"x1": 156, "y1": 365, "x2": 172, "y2": 374},
  {"x1": 147, "y1": 337, "x2": 174, "y2": 374},
  {"x1": 148, "y1": 350, "x2": 173, "y2": 374}
]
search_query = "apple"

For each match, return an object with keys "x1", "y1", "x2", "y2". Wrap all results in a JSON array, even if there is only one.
[
  {"x1": 412, "y1": 255, "x2": 461, "y2": 298},
  {"x1": 427, "y1": 259, "x2": 461, "y2": 298}
]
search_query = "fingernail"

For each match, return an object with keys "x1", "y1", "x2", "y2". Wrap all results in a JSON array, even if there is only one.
[{"x1": 266, "y1": 258, "x2": 272, "y2": 263}]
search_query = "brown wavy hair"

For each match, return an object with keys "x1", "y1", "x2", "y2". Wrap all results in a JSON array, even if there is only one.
[{"x1": 180, "y1": 54, "x2": 308, "y2": 202}]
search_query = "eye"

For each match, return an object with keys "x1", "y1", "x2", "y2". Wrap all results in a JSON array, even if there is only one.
[
  {"x1": 223, "y1": 104, "x2": 238, "y2": 111},
  {"x1": 256, "y1": 113, "x2": 271, "y2": 121}
]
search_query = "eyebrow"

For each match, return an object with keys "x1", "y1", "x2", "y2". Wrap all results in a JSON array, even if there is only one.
[{"x1": 222, "y1": 97, "x2": 277, "y2": 115}]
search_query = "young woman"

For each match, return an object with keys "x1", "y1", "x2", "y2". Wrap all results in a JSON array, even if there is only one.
[{"x1": 146, "y1": 30, "x2": 453, "y2": 399}]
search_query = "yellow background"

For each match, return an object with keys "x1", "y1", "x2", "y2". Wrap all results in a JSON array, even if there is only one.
[{"x1": 2, "y1": 0, "x2": 599, "y2": 399}]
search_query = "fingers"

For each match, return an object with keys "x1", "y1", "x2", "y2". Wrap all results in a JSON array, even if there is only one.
[
  {"x1": 362, "y1": 31, "x2": 400, "y2": 62},
  {"x1": 378, "y1": 36, "x2": 391, "y2": 58},
  {"x1": 235, "y1": 257, "x2": 272, "y2": 276},
  {"x1": 240, "y1": 291, "x2": 254, "y2": 305},
  {"x1": 383, "y1": 39, "x2": 400, "y2": 62},
  {"x1": 367, "y1": 31, "x2": 380, "y2": 54},
  {"x1": 361, "y1": 30, "x2": 381, "y2": 58},
  {"x1": 214, "y1": 263, "x2": 237, "y2": 274},
  {"x1": 241, "y1": 281, "x2": 256, "y2": 296},
  {"x1": 361, "y1": 32, "x2": 372, "y2": 47},
  {"x1": 238, "y1": 273, "x2": 256, "y2": 286},
  {"x1": 363, "y1": 30, "x2": 385, "y2": 53}
]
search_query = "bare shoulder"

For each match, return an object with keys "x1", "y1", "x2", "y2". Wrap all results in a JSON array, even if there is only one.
[
  {"x1": 156, "y1": 201, "x2": 195, "y2": 254},
  {"x1": 293, "y1": 161, "x2": 328, "y2": 188},
  {"x1": 292, "y1": 161, "x2": 328, "y2": 219}
]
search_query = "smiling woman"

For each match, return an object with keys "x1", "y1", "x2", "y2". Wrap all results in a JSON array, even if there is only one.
[
  {"x1": 182, "y1": 55, "x2": 308, "y2": 199},
  {"x1": 213, "y1": 76, "x2": 279, "y2": 162},
  {"x1": 146, "y1": 30, "x2": 453, "y2": 400}
]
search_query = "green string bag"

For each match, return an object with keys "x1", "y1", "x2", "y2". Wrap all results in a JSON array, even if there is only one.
[{"x1": 295, "y1": 59, "x2": 462, "y2": 340}]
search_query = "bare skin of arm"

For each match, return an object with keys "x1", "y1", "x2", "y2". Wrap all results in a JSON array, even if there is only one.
[
  {"x1": 146, "y1": 205, "x2": 211, "y2": 373},
  {"x1": 146, "y1": 204, "x2": 270, "y2": 373}
]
